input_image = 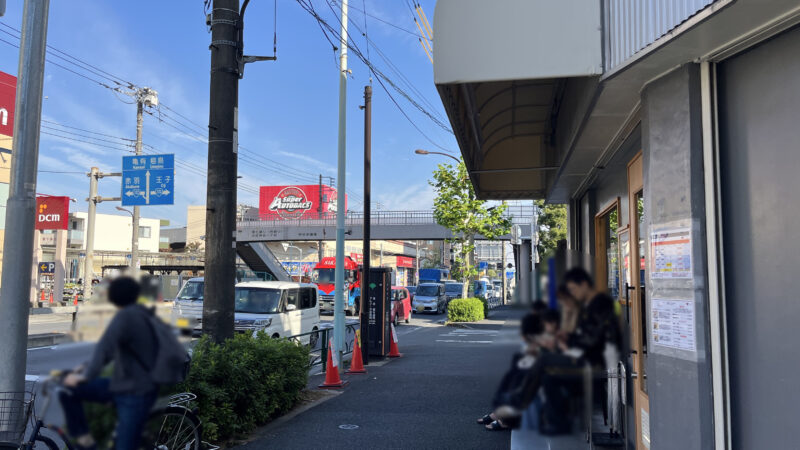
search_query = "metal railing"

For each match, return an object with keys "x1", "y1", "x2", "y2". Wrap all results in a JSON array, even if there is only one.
[
  {"x1": 238, "y1": 210, "x2": 533, "y2": 229},
  {"x1": 285, "y1": 323, "x2": 359, "y2": 372}
]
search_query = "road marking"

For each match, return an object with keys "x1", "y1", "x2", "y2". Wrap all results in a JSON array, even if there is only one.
[
  {"x1": 435, "y1": 339, "x2": 493, "y2": 344},
  {"x1": 28, "y1": 345, "x2": 57, "y2": 351}
]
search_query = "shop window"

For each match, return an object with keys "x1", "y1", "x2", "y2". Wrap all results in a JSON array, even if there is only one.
[{"x1": 595, "y1": 199, "x2": 620, "y2": 298}]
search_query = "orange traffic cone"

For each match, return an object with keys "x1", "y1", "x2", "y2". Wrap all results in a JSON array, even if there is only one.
[
  {"x1": 388, "y1": 323, "x2": 403, "y2": 358},
  {"x1": 347, "y1": 331, "x2": 367, "y2": 374},
  {"x1": 73, "y1": 293, "x2": 79, "y2": 306},
  {"x1": 39, "y1": 291, "x2": 45, "y2": 303},
  {"x1": 48, "y1": 292, "x2": 54, "y2": 304},
  {"x1": 319, "y1": 339, "x2": 348, "y2": 389}
]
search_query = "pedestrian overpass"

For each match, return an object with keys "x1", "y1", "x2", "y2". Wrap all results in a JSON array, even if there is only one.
[{"x1": 234, "y1": 210, "x2": 534, "y2": 281}]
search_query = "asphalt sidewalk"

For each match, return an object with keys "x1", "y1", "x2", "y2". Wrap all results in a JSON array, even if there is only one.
[{"x1": 239, "y1": 307, "x2": 525, "y2": 450}]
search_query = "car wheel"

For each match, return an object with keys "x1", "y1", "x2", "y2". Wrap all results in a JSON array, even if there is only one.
[
  {"x1": 405, "y1": 312, "x2": 410, "y2": 324},
  {"x1": 309, "y1": 327, "x2": 319, "y2": 348},
  {"x1": 272, "y1": 333, "x2": 280, "y2": 339},
  {"x1": 393, "y1": 314, "x2": 399, "y2": 327}
]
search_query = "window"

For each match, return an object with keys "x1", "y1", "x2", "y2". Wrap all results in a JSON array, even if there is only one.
[
  {"x1": 286, "y1": 289, "x2": 300, "y2": 310},
  {"x1": 234, "y1": 287, "x2": 282, "y2": 314},
  {"x1": 138, "y1": 226, "x2": 151, "y2": 238},
  {"x1": 595, "y1": 199, "x2": 620, "y2": 299},
  {"x1": 300, "y1": 288, "x2": 316, "y2": 309}
]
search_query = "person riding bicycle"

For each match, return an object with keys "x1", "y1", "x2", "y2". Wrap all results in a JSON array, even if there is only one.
[{"x1": 59, "y1": 276, "x2": 160, "y2": 450}]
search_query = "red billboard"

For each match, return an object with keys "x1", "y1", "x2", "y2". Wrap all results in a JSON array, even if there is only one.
[
  {"x1": 396, "y1": 256, "x2": 415, "y2": 268},
  {"x1": 259, "y1": 185, "x2": 346, "y2": 220},
  {"x1": 0, "y1": 71, "x2": 16, "y2": 138},
  {"x1": 35, "y1": 196, "x2": 69, "y2": 230}
]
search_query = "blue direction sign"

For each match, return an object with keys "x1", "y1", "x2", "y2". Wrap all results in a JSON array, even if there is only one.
[
  {"x1": 38, "y1": 262, "x2": 55, "y2": 274},
  {"x1": 122, "y1": 154, "x2": 175, "y2": 206}
]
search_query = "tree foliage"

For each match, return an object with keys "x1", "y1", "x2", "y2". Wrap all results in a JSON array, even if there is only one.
[
  {"x1": 429, "y1": 160, "x2": 512, "y2": 284},
  {"x1": 534, "y1": 200, "x2": 568, "y2": 259}
]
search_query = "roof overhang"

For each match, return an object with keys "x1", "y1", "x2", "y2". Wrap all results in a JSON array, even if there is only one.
[{"x1": 433, "y1": 0, "x2": 602, "y2": 200}]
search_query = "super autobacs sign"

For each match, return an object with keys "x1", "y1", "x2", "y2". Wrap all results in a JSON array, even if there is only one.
[{"x1": 258, "y1": 185, "x2": 345, "y2": 220}]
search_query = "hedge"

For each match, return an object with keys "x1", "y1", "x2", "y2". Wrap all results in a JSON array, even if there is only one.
[
  {"x1": 476, "y1": 295, "x2": 490, "y2": 318},
  {"x1": 88, "y1": 331, "x2": 310, "y2": 444},
  {"x1": 447, "y1": 297, "x2": 485, "y2": 322}
]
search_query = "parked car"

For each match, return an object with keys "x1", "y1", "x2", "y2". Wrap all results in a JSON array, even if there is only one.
[
  {"x1": 233, "y1": 281, "x2": 321, "y2": 347},
  {"x1": 492, "y1": 279, "x2": 504, "y2": 304},
  {"x1": 406, "y1": 285, "x2": 417, "y2": 303},
  {"x1": 444, "y1": 282, "x2": 464, "y2": 302},
  {"x1": 412, "y1": 283, "x2": 448, "y2": 314},
  {"x1": 391, "y1": 286, "x2": 412, "y2": 326},
  {"x1": 171, "y1": 277, "x2": 205, "y2": 335}
]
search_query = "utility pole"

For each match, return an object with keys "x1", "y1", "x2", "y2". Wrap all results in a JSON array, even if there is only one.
[
  {"x1": 318, "y1": 174, "x2": 323, "y2": 261},
  {"x1": 84, "y1": 168, "x2": 98, "y2": 300},
  {"x1": 333, "y1": 0, "x2": 348, "y2": 359},
  {"x1": 84, "y1": 169, "x2": 121, "y2": 300},
  {"x1": 204, "y1": 0, "x2": 240, "y2": 343},
  {"x1": 415, "y1": 240, "x2": 420, "y2": 285},
  {"x1": 360, "y1": 84, "x2": 371, "y2": 366},
  {"x1": 128, "y1": 88, "x2": 157, "y2": 276},
  {"x1": 0, "y1": 0, "x2": 50, "y2": 402}
]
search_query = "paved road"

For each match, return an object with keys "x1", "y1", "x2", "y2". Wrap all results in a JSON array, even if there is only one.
[
  {"x1": 28, "y1": 314, "x2": 73, "y2": 335},
  {"x1": 242, "y1": 307, "x2": 522, "y2": 450}
]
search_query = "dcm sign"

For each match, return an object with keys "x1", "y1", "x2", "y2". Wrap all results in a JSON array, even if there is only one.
[{"x1": 35, "y1": 196, "x2": 69, "y2": 230}]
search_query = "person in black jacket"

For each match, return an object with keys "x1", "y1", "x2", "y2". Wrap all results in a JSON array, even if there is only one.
[
  {"x1": 495, "y1": 268, "x2": 622, "y2": 435},
  {"x1": 59, "y1": 277, "x2": 159, "y2": 450}
]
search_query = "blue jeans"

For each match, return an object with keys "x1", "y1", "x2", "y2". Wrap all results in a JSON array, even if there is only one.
[{"x1": 59, "y1": 378, "x2": 157, "y2": 450}]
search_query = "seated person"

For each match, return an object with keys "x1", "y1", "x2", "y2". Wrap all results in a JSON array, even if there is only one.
[
  {"x1": 494, "y1": 268, "x2": 621, "y2": 435},
  {"x1": 477, "y1": 313, "x2": 544, "y2": 431}
]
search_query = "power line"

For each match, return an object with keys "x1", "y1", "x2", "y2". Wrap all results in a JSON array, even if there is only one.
[{"x1": 341, "y1": 0, "x2": 422, "y2": 39}]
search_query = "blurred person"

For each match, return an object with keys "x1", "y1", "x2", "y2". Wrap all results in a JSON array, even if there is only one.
[
  {"x1": 59, "y1": 277, "x2": 159, "y2": 450},
  {"x1": 556, "y1": 285, "x2": 580, "y2": 335},
  {"x1": 478, "y1": 313, "x2": 544, "y2": 431},
  {"x1": 494, "y1": 268, "x2": 621, "y2": 435},
  {"x1": 531, "y1": 299, "x2": 548, "y2": 314}
]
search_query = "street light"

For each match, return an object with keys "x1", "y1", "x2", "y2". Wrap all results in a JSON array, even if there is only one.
[
  {"x1": 116, "y1": 206, "x2": 136, "y2": 270},
  {"x1": 414, "y1": 148, "x2": 460, "y2": 163}
]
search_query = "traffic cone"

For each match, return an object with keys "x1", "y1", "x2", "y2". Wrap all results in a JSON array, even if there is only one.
[
  {"x1": 73, "y1": 293, "x2": 79, "y2": 306},
  {"x1": 39, "y1": 291, "x2": 45, "y2": 303},
  {"x1": 388, "y1": 323, "x2": 403, "y2": 358},
  {"x1": 347, "y1": 330, "x2": 367, "y2": 374},
  {"x1": 319, "y1": 339, "x2": 348, "y2": 389},
  {"x1": 48, "y1": 292, "x2": 53, "y2": 304}
]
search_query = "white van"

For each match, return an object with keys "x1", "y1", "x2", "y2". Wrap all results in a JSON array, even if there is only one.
[{"x1": 233, "y1": 281, "x2": 321, "y2": 346}]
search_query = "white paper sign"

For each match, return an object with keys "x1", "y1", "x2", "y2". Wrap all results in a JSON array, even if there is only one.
[
  {"x1": 651, "y1": 298, "x2": 696, "y2": 352},
  {"x1": 651, "y1": 227, "x2": 693, "y2": 279}
]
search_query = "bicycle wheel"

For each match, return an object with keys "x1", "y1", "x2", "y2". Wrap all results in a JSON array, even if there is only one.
[
  {"x1": 142, "y1": 406, "x2": 202, "y2": 450},
  {"x1": 34, "y1": 435, "x2": 62, "y2": 450}
]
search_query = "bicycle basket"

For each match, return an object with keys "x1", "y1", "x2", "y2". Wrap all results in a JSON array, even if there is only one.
[{"x1": 0, "y1": 390, "x2": 35, "y2": 444}]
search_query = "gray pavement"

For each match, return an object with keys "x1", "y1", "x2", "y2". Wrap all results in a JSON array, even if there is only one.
[
  {"x1": 240, "y1": 307, "x2": 523, "y2": 450},
  {"x1": 28, "y1": 314, "x2": 73, "y2": 335}
]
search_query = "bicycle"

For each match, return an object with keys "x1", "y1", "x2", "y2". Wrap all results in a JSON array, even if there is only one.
[{"x1": 0, "y1": 371, "x2": 204, "y2": 450}]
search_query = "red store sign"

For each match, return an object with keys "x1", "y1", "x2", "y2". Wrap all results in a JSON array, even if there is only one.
[
  {"x1": 35, "y1": 196, "x2": 69, "y2": 230},
  {"x1": 0, "y1": 71, "x2": 16, "y2": 138},
  {"x1": 396, "y1": 256, "x2": 414, "y2": 268}
]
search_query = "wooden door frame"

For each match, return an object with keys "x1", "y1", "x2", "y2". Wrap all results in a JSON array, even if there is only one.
[
  {"x1": 593, "y1": 197, "x2": 621, "y2": 294},
  {"x1": 628, "y1": 151, "x2": 650, "y2": 449}
]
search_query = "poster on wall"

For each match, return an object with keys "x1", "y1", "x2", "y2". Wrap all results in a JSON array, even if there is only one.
[
  {"x1": 651, "y1": 298, "x2": 696, "y2": 352},
  {"x1": 650, "y1": 226, "x2": 693, "y2": 279}
]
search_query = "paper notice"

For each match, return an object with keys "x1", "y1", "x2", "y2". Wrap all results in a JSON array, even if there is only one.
[
  {"x1": 651, "y1": 298, "x2": 696, "y2": 352},
  {"x1": 651, "y1": 227, "x2": 693, "y2": 279}
]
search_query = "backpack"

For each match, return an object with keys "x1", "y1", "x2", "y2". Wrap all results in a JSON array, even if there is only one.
[
  {"x1": 129, "y1": 308, "x2": 191, "y2": 385},
  {"x1": 146, "y1": 313, "x2": 192, "y2": 385}
]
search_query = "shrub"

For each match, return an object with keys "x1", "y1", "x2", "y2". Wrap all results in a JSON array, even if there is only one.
[
  {"x1": 476, "y1": 295, "x2": 489, "y2": 318},
  {"x1": 447, "y1": 297, "x2": 485, "y2": 322},
  {"x1": 88, "y1": 332, "x2": 310, "y2": 445},
  {"x1": 182, "y1": 332, "x2": 310, "y2": 442}
]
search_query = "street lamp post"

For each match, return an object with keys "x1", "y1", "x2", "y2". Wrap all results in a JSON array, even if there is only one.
[
  {"x1": 414, "y1": 148, "x2": 460, "y2": 164},
  {"x1": 116, "y1": 206, "x2": 136, "y2": 271}
]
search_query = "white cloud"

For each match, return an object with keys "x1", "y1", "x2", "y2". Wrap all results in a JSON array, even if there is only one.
[{"x1": 374, "y1": 182, "x2": 435, "y2": 211}]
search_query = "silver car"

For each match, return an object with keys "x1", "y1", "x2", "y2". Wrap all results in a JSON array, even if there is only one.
[{"x1": 171, "y1": 277, "x2": 204, "y2": 335}]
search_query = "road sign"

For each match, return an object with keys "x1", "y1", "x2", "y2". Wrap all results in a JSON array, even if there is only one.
[
  {"x1": 122, "y1": 154, "x2": 174, "y2": 206},
  {"x1": 37, "y1": 262, "x2": 55, "y2": 274}
]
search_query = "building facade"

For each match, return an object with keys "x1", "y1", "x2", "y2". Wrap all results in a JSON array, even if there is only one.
[{"x1": 434, "y1": 1, "x2": 800, "y2": 448}]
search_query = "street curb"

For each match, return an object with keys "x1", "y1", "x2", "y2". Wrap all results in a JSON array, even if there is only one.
[
  {"x1": 30, "y1": 306, "x2": 77, "y2": 315},
  {"x1": 27, "y1": 333, "x2": 72, "y2": 348}
]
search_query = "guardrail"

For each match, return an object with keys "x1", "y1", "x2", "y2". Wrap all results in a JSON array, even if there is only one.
[{"x1": 285, "y1": 323, "x2": 359, "y2": 372}]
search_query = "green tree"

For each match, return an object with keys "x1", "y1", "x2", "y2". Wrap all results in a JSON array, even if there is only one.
[
  {"x1": 534, "y1": 200, "x2": 567, "y2": 260},
  {"x1": 430, "y1": 160, "x2": 512, "y2": 296}
]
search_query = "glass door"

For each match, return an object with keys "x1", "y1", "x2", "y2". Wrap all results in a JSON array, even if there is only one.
[{"x1": 628, "y1": 152, "x2": 650, "y2": 449}]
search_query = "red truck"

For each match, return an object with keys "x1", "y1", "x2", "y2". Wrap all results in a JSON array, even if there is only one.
[{"x1": 312, "y1": 256, "x2": 361, "y2": 315}]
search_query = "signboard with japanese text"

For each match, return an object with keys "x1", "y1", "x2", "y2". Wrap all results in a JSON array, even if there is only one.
[
  {"x1": 395, "y1": 256, "x2": 414, "y2": 268},
  {"x1": 35, "y1": 196, "x2": 69, "y2": 230},
  {"x1": 122, "y1": 154, "x2": 174, "y2": 206},
  {"x1": 651, "y1": 226, "x2": 693, "y2": 279},
  {"x1": 0, "y1": 71, "x2": 16, "y2": 140}
]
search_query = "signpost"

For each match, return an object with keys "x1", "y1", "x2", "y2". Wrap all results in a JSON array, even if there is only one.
[
  {"x1": 121, "y1": 154, "x2": 174, "y2": 206},
  {"x1": 37, "y1": 262, "x2": 54, "y2": 274}
]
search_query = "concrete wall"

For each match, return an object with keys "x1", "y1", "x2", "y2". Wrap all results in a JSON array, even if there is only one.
[
  {"x1": 641, "y1": 64, "x2": 714, "y2": 450},
  {"x1": 186, "y1": 205, "x2": 206, "y2": 248}
]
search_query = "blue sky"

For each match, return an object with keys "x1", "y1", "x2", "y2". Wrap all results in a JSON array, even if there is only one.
[{"x1": 0, "y1": 0, "x2": 457, "y2": 226}]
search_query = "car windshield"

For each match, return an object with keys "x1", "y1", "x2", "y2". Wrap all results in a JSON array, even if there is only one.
[
  {"x1": 234, "y1": 287, "x2": 283, "y2": 314},
  {"x1": 445, "y1": 284, "x2": 462, "y2": 293},
  {"x1": 312, "y1": 268, "x2": 335, "y2": 284},
  {"x1": 416, "y1": 285, "x2": 439, "y2": 296},
  {"x1": 177, "y1": 281, "x2": 203, "y2": 301}
]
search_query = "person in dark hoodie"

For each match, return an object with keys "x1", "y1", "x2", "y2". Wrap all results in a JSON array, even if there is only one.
[{"x1": 59, "y1": 276, "x2": 159, "y2": 450}]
